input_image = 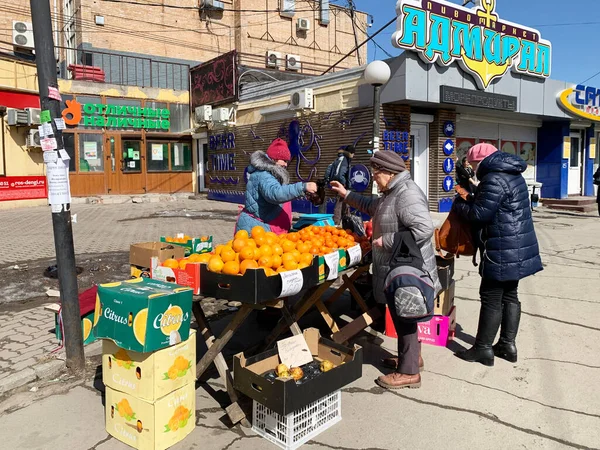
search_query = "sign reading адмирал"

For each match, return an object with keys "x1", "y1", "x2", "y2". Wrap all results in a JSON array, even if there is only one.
[{"x1": 440, "y1": 86, "x2": 517, "y2": 112}]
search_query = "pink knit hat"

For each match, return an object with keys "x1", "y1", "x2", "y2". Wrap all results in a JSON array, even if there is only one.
[
  {"x1": 467, "y1": 143, "x2": 498, "y2": 163},
  {"x1": 266, "y1": 138, "x2": 291, "y2": 162}
]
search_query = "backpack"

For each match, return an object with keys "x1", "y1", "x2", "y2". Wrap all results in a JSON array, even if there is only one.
[
  {"x1": 434, "y1": 208, "x2": 475, "y2": 259},
  {"x1": 384, "y1": 231, "x2": 435, "y2": 324},
  {"x1": 324, "y1": 155, "x2": 345, "y2": 184}
]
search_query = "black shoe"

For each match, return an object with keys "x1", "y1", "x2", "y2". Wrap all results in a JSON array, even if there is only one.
[
  {"x1": 493, "y1": 341, "x2": 517, "y2": 363},
  {"x1": 455, "y1": 346, "x2": 495, "y2": 366}
]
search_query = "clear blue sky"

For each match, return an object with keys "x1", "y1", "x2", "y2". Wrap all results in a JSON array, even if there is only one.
[{"x1": 352, "y1": 0, "x2": 600, "y2": 85}]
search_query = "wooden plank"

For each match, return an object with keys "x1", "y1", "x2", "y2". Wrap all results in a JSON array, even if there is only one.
[
  {"x1": 314, "y1": 299, "x2": 340, "y2": 334},
  {"x1": 330, "y1": 307, "x2": 381, "y2": 344}
]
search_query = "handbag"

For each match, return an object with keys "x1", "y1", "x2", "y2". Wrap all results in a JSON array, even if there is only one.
[{"x1": 434, "y1": 208, "x2": 475, "y2": 259}]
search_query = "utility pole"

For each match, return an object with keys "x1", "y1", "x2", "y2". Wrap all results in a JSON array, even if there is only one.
[{"x1": 30, "y1": 0, "x2": 85, "y2": 373}]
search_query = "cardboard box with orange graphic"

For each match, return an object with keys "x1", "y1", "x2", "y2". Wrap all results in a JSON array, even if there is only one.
[
  {"x1": 93, "y1": 278, "x2": 193, "y2": 353},
  {"x1": 105, "y1": 383, "x2": 195, "y2": 450},
  {"x1": 150, "y1": 257, "x2": 201, "y2": 295},
  {"x1": 102, "y1": 330, "x2": 196, "y2": 402}
]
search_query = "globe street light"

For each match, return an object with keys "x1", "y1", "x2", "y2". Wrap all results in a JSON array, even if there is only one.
[{"x1": 364, "y1": 60, "x2": 391, "y2": 194}]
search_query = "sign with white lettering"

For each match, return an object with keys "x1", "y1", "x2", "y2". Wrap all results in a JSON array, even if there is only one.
[
  {"x1": 441, "y1": 86, "x2": 517, "y2": 111},
  {"x1": 392, "y1": 0, "x2": 552, "y2": 90},
  {"x1": 558, "y1": 85, "x2": 600, "y2": 122}
]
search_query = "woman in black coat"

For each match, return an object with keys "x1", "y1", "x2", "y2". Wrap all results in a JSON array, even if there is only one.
[
  {"x1": 594, "y1": 167, "x2": 600, "y2": 217},
  {"x1": 453, "y1": 144, "x2": 543, "y2": 366}
]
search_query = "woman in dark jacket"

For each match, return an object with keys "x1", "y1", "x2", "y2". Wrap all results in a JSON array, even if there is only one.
[
  {"x1": 456, "y1": 156, "x2": 478, "y2": 195},
  {"x1": 453, "y1": 144, "x2": 543, "y2": 366},
  {"x1": 594, "y1": 166, "x2": 600, "y2": 216}
]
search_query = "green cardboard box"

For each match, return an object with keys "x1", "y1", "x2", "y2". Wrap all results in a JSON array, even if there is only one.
[
  {"x1": 318, "y1": 249, "x2": 348, "y2": 282},
  {"x1": 54, "y1": 309, "x2": 97, "y2": 346},
  {"x1": 93, "y1": 278, "x2": 193, "y2": 353},
  {"x1": 159, "y1": 236, "x2": 213, "y2": 256}
]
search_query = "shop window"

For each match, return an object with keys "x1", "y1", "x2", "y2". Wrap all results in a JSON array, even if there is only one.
[
  {"x1": 147, "y1": 142, "x2": 169, "y2": 172},
  {"x1": 122, "y1": 140, "x2": 142, "y2": 173},
  {"x1": 79, "y1": 133, "x2": 104, "y2": 172},
  {"x1": 169, "y1": 103, "x2": 190, "y2": 133},
  {"x1": 62, "y1": 133, "x2": 76, "y2": 172},
  {"x1": 570, "y1": 136, "x2": 581, "y2": 168},
  {"x1": 171, "y1": 143, "x2": 192, "y2": 171}
]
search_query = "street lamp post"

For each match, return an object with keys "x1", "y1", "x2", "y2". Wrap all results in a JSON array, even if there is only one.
[{"x1": 364, "y1": 60, "x2": 391, "y2": 195}]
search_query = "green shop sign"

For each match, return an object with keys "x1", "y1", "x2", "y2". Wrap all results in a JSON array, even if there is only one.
[{"x1": 61, "y1": 100, "x2": 170, "y2": 130}]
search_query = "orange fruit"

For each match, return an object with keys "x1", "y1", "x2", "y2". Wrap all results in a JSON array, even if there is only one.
[
  {"x1": 235, "y1": 230, "x2": 249, "y2": 240},
  {"x1": 292, "y1": 250, "x2": 301, "y2": 262},
  {"x1": 240, "y1": 259, "x2": 258, "y2": 275},
  {"x1": 337, "y1": 238, "x2": 348, "y2": 248},
  {"x1": 309, "y1": 246, "x2": 320, "y2": 255},
  {"x1": 215, "y1": 244, "x2": 225, "y2": 256},
  {"x1": 222, "y1": 261, "x2": 240, "y2": 276},
  {"x1": 239, "y1": 247, "x2": 255, "y2": 261},
  {"x1": 232, "y1": 238, "x2": 248, "y2": 253},
  {"x1": 246, "y1": 239, "x2": 257, "y2": 247},
  {"x1": 287, "y1": 233, "x2": 299, "y2": 242},
  {"x1": 271, "y1": 255, "x2": 282, "y2": 269},
  {"x1": 258, "y1": 255, "x2": 273, "y2": 269},
  {"x1": 262, "y1": 267, "x2": 278, "y2": 277},
  {"x1": 163, "y1": 258, "x2": 179, "y2": 269},
  {"x1": 300, "y1": 253, "x2": 313, "y2": 266},
  {"x1": 196, "y1": 253, "x2": 212, "y2": 264},
  {"x1": 179, "y1": 259, "x2": 191, "y2": 270},
  {"x1": 321, "y1": 246, "x2": 332, "y2": 255},
  {"x1": 208, "y1": 256, "x2": 224, "y2": 273},
  {"x1": 272, "y1": 244, "x2": 284, "y2": 256},
  {"x1": 296, "y1": 242, "x2": 310, "y2": 254},
  {"x1": 298, "y1": 262, "x2": 309, "y2": 270},
  {"x1": 253, "y1": 247, "x2": 262, "y2": 260},
  {"x1": 265, "y1": 232, "x2": 278, "y2": 245},
  {"x1": 165, "y1": 237, "x2": 174, "y2": 243},
  {"x1": 254, "y1": 235, "x2": 267, "y2": 247},
  {"x1": 281, "y1": 240, "x2": 296, "y2": 253},
  {"x1": 283, "y1": 259, "x2": 298, "y2": 271},
  {"x1": 259, "y1": 244, "x2": 273, "y2": 257},
  {"x1": 276, "y1": 266, "x2": 286, "y2": 274},
  {"x1": 187, "y1": 253, "x2": 201, "y2": 262},
  {"x1": 282, "y1": 253, "x2": 295, "y2": 264},
  {"x1": 251, "y1": 226, "x2": 266, "y2": 240},
  {"x1": 221, "y1": 247, "x2": 236, "y2": 263}
]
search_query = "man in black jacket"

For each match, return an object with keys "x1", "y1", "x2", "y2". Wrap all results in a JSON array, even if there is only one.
[
  {"x1": 324, "y1": 145, "x2": 355, "y2": 224},
  {"x1": 453, "y1": 144, "x2": 543, "y2": 367}
]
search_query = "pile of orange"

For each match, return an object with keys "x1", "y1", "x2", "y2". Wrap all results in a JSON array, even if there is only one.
[
  {"x1": 165, "y1": 235, "x2": 210, "y2": 244},
  {"x1": 162, "y1": 252, "x2": 211, "y2": 271}
]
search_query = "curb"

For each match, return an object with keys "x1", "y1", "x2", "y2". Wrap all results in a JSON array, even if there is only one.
[{"x1": 0, "y1": 359, "x2": 63, "y2": 396}]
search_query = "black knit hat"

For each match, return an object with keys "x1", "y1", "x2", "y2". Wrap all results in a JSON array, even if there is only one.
[{"x1": 370, "y1": 151, "x2": 406, "y2": 174}]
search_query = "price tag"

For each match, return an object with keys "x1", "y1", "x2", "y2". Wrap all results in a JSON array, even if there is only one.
[
  {"x1": 324, "y1": 251, "x2": 339, "y2": 281},
  {"x1": 41, "y1": 137, "x2": 58, "y2": 152},
  {"x1": 54, "y1": 118, "x2": 66, "y2": 130},
  {"x1": 347, "y1": 245, "x2": 362, "y2": 267},
  {"x1": 277, "y1": 334, "x2": 313, "y2": 368},
  {"x1": 279, "y1": 269, "x2": 304, "y2": 298}
]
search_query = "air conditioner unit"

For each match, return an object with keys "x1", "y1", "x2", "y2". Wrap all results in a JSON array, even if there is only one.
[
  {"x1": 212, "y1": 107, "x2": 230, "y2": 123},
  {"x1": 27, "y1": 129, "x2": 41, "y2": 148},
  {"x1": 290, "y1": 88, "x2": 314, "y2": 110},
  {"x1": 6, "y1": 109, "x2": 28, "y2": 126},
  {"x1": 12, "y1": 21, "x2": 35, "y2": 50},
  {"x1": 286, "y1": 54, "x2": 301, "y2": 71},
  {"x1": 25, "y1": 107, "x2": 41, "y2": 125},
  {"x1": 266, "y1": 51, "x2": 282, "y2": 68},
  {"x1": 297, "y1": 18, "x2": 310, "y2": 32},
  {"x1": 195, "y1": 105, "x2": 212, "y2": 123},
  {"x1": 201, "y1": 0, "x2": 224, "y2": 10}
]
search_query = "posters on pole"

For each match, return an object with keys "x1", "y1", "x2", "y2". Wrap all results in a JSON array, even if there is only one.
[
  {"x1": 54, "y1": 118, "x2": 66, "y2": 130},
  {"x1": 41, "y1": 137, "x2": 58, "y2": 152},
  {"x1": 46, "y1": 158, "x2": 71, "y2": 206}
]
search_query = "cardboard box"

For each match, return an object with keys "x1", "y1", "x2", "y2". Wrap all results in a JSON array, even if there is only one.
[
  {"x1": 417, "y1": 306, "x2": 457, "y2": 347},
  {"x1": 93, "y1": 278, "x2": 193, "y2": 353},
  {"x1": 233, "y1": 328, "x2": 362, "y2": 416},
  {"x1": 199, "y1": 257, "x2": 319, "y2": 304},
  {"x1": 436, "y1": 255, "x2": 455, "y2": 291},
  {"x1": 54, "y1": 308, "x2": 97, "y2": 346},
  {"x1": 160, "y1": 236, "x2": 213, "y2": 256},
  {"x1": 150, "y1": 257, "x2": 201, "y2": 295},
  {"x1": 102, "y1": 330, "x2": 196, "y2": 402},
  {"x1": 105, "y1": 383, "x2": 195, "y2": 450},
  {"x1": 130, "y1": 242, "x2": 185, "y2": 269},
  {"x1": 434, "y1": 281, "x2": 455, "y2": 316},
  {"x1": 131, "y1": 265, "x2": 151, "y2": 279},
  {"x1": 318, "y1": 249, "x2": 348, "y2": 282}
]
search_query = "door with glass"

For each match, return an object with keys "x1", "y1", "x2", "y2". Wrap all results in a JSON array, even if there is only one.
[
  {"x1": 410, "y1": 124, "x2": 429, "y2": 198},
  {"x1": 568, "y1": 132, "x2": 583, "y2": 195},
  {"x1": 118, "y1": 138, "x2": 145, "y2": 194}
]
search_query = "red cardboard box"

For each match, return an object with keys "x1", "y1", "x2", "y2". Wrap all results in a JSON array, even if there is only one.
[{"x1": 150, "y1": 257, "x2": 201, "y2": 295}]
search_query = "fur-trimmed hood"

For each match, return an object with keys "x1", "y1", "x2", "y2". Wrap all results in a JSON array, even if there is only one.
[{"x1": 248, "y1": 151, "x2": 290, "y2": 185}]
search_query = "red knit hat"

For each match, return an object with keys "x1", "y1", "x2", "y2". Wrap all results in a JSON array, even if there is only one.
[{"x1": 267, "y1": 138, "x2": 291, "y2": 162}]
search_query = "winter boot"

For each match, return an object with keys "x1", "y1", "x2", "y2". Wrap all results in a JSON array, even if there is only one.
[
  {"x1": 493, "y1": 302, "x2": 521, "y2": 363},
  {"x1": 455, "y1": 304, "x2": 501, "y2": 367}
]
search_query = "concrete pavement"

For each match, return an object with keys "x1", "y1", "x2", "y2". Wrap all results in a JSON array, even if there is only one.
[{"x1": 0, "y1": 201, "x2": 598, "y2": 449}]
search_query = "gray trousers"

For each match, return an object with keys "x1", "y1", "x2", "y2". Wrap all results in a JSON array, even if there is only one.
[{"x1": 387, "y1": 301, "x2": 420, "y2": 375}]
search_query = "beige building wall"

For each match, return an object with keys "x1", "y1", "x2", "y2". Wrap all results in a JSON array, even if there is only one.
[{"x1": 0, "y1": 0, "x2": 367, "y2": 75}]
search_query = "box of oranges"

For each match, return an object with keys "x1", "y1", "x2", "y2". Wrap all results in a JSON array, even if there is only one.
[
  {"x1": 160, "y1": 235, "x2": 213, "y2": 256},
  {"x1": 150, "y1": 252, "x2": 212, "y2": 295},
  {"x1": 105, "y1": 382, "x2": 195, "y2": 450},
  {"x1": 103, "y1": 330, "x2": 196, "y2": 402},
  {"x1": 93, "y1": 278, "x2": 193, "y2": 353}
]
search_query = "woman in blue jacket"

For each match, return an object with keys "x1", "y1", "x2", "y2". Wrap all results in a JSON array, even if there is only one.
[
  {"x1": 236, "y1": 138, "x2": 317, "y2": 235},
  {"x1": 453, "y1": 144, "x2": 543, "y2": 366}
]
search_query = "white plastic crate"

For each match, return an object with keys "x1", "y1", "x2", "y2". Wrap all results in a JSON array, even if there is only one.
[{"x1": 252, "y1": 390, "x2": 342, "y2": 450}]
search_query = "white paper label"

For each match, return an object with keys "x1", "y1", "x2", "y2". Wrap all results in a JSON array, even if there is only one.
[
  {"x1": 277, "y1": 334, "x2": 313, "y2": 368},
  {"x1": 46, "y1": 159, "x2": 71, "y2": 205},
  {"x1": 128, "y1": 161, "x2": 136, "y2": 168},
  {"x1": 58, "y1": 149, "x2": 70, "y2": 160},
  {"x1": 151, "y1": 143, "x2": 164, "y2": 161},
  {"x1": 347, "y1": 245, "x2": 362, "y2": 267},
  {"x1": 48, "y1": 86, "x2": 62, "y2": 101},
  {"x1": 51, "y1": 204, "x2": 63, "y2": 213},
  {"x1": 176, "y1": 233, "x2": 184, "y2": 239},
  {"x1": 54, "y1": 118, "x2": 66, "y2": 130},
  {"x1": 324, "y1": 251, "x2": 339, "y2": 281},
  {"x1": 41, "y1": 137, "x2": 58, "y2": 152},
  {"x1": 38, "y1": 123, "x2": 53, "y2": 138},
  {"x1": 43, "y1": 151, "x2": 58, "y2": 164},
  {"x1": 279, "y1": 269, "x2": 304, "y2": 298},
  {"x1": 83, "y1": 141, "x2": 97, "y2": 160}
]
